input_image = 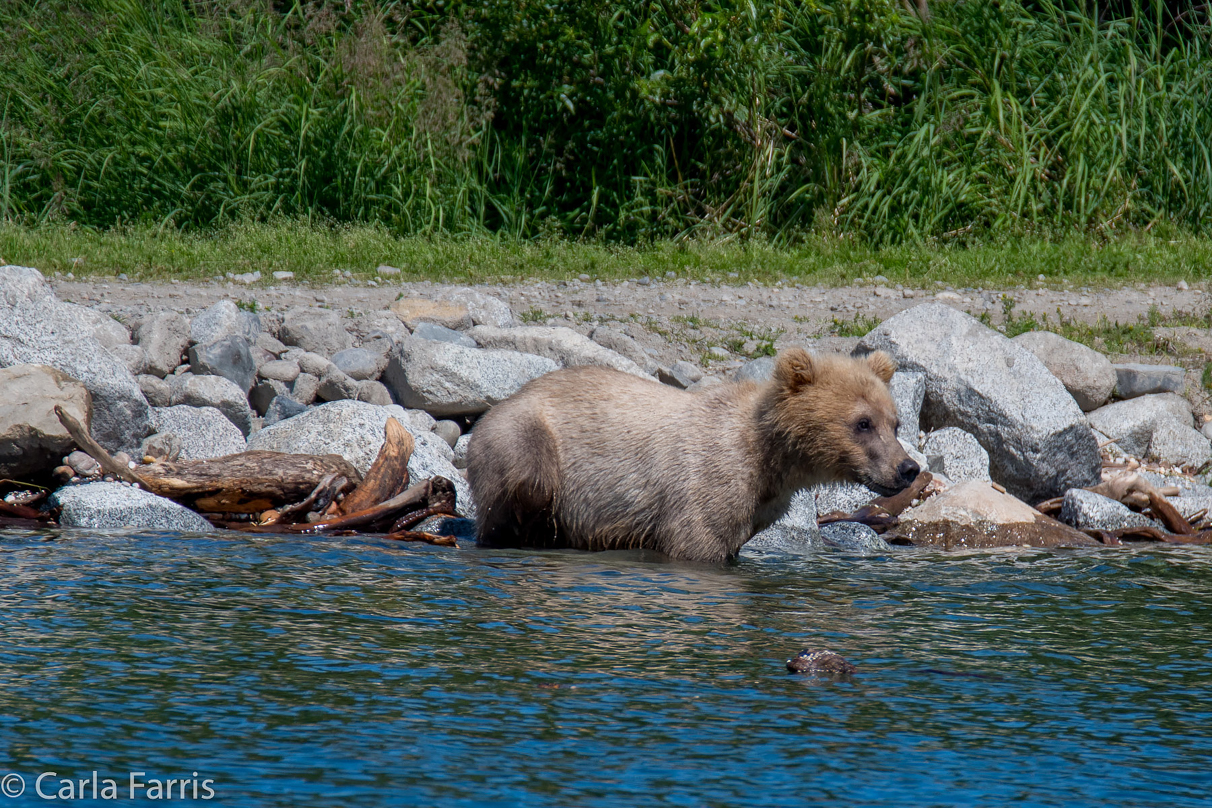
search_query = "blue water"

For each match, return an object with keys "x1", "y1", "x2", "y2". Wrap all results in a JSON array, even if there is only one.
[{"x1": 1, "y1": 529, "x2": 1211, "y2": 806}]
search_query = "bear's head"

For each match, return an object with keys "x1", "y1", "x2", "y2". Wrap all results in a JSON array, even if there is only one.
[{"x1": 767, "y1": 347, "x2": 919, "y2": 496}]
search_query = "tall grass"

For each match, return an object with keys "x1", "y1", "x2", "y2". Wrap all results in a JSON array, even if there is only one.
[{"x1": 2, "y1": 0, "x2": 1210, "y2": 244}]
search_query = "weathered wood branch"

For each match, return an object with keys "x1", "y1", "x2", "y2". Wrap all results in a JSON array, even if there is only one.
[
  {"x1": 339, "y1": 417, "x2": 413, "y2": 516},
  {"x1": 55, "y1": 405, "x2": 149, "y2": 487},
  {"x1": 138, "y1": 451, "x2": 361, "y2": 511}
]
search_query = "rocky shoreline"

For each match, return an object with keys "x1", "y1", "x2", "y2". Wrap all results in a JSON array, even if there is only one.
[{"x1": 4, "y1": 263, "x2": 1212, "y2": 552}]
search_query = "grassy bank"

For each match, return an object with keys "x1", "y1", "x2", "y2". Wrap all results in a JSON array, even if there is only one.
[
  {"x1": 3, "y1": 221, "x2": 1211, "y2": 288},
  {"x1": 3, "y1": 1, "x2": 1211, "y2": 243}
]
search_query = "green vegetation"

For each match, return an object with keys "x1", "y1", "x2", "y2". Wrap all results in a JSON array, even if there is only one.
[
  {"x1": 3, "y1": 220, "x2": 1212, "y2": 286},
  {"x1": 992, "y1": 297, "x2": 1212, "y2": 355},
  {"x1": 3, "y1": 0, "x2": 1212, "y2": 246}
]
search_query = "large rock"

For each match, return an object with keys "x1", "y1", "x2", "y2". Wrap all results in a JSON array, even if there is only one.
[
  {"x1": 412, "y1": 321, "x2": 478, "y2": 348},
  {"x1": 0, "y1": 265, "x2": 151, "y2": 451},
  {"x1": 1114, "y1": 363, "x2": 1185, "y2": 399},
  {"x1": 894, "y1": 480, "x2": 1100, "y2": 549},
  {"x1": 591, "y1": 325, "x2": 659, "y2": 376},
  {"x1": 52, "y1": 481, "x2": 213, "y2": 532},
  {"x1": 151, "y1": 405, "x2": 246, "y2": 460},
  {"x1": 246, "y1": 400, "x2": 473, "y2": 515},
  {"x1": 390, "y1": 298, "x2": 473, "y2": 331},
  {"x1": 279, "y1": 307, "x2": 354, "y2": 356},
  {"x1": 813, "y1": 481, "x2": 877, "y2": 515},
  {"x1": 857, "y1": 303, "x2": 1100, "y2": 502},
  {"x1": 439, "y1": 290, "x2": 516, "y2": 329},
  {"x1": 1012, "y1": 331, "x2": 1116, "y2": 411},
  {"x1": 1059, "y1": 488, "x2": 1156, "y2": 532},
  {"x1": 1147, "y1": 420, "x2": 1212, "y2": 466},
  {"x1": 0, "y1": 364, "x2": 92, "y2": 478},
  {"x1": 189, "y1": 335, "x2": 256, "y2": 392},
  {"x1": 921, "y1": 427, "x2": 990, "y2": 483},
  {"x1": 888, "y1": 371, "x2": 925, "y2": 442},
  {"x1": 383, "y1": 338, "x2": 558, "y2": 416},
  {"x1": 658, "y1": 360, "x2": 704, "y2": 389},
  {"x1": 63, "y1": 304, "x2": 130, "y2": 349},
  {"x1": 136, "y1": 311, "x2": 191, "y2": 378},
  {"x1": 1086, "y1": 393, "x2": 1193, "y2": 458},
  {"x1": 190, "y1": 300, "x2": 259, "y2": 346},
  {"x1": 745, "y1": 490, "x2": 822, "y2": 554},
  {"x1": 732, "y1": 356, "x2": 775, "y2": 384},
  {"x1": 331, "y1": 347, "x2": 388, "y2": 381},
  {"x1": 819, "y1": 521, "x2": 889, "y2": 553},
  {"x1": 469, "y1": 325, "x2": 648, "y2": 377},
  {"x1": 107, "y1": 344, "x2": 147, "y2": 376},
  {"x1": 170, "y1": 374, "x2": 254, "y2": 436}
]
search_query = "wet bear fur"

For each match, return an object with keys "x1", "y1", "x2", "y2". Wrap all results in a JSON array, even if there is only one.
[{"x1": 466, "y1": 348, "x2": 918, "y2": 562}]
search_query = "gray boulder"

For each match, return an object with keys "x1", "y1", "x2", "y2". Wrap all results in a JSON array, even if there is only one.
[
  {"x1": 136, "y1": 311, "x2": 191, "y2": 378},
  {"x1": 383, "y1": 338, "x2": 558, "y2": 417},
  {"x1": 189, "y1": 335, "x2": 256, "y2": 392},
  {"x1": 291, "y1": 372, "x2": 320, "y2": 405},
  {"x1": 819, "y1": 521, "x2": 889, "y2": 553},
  {"x1": 390, "y1": 297, "x2": 473, "y2": 331},
  {"x1": 412, "y1": 321, "x2": 478, "y2": 348},
  {"x1": 255, "y1": 332, "x2": 286, "y2": 357},
  {"x1": 733, "y1": 356, "x2": 775, "y2": 384},
  {"x1": 264, "y1": 395, "x2": 308, "y2": 426},
  {"x1": 0, "y1": 265, "x2": 150, "y2": 451},
  {"x1": 1086, "y1": 393, "x2": 1193, "y2": 458},
  {"x1": 259, "y1": 359, "x2": 301, "y2": 383},
  {"x1": 591, "y1": 326, "x2": 659, "y2": 376},
  {"x1": 137, "y1": 375, "x2": 173, "y2": 407},
  {"x1": 1138, "y1": 470, "x2": 1212, "y2": 498},
  {"x1": 888, "y1": 371, "x2": 925, "y2": 442},
  {"x1": 297, "y1": 351, "x2": 334, "y2": 377},
  {"x1": 0, "y1": 364, "x2": 92, "y2": 478},
  {"x1": 439, "y1": 290, "x2": 516, "y2": 328},
  {"x1": 107, "y1": 343, "x2": 148, "y2": 376},
  {"x1": 813, "y1": 481, "x2": 878, "y2": 515},
  {"x1": 921, "y1": 427, "x2": 991, "y2": 483},
  {"x1": 1114, "y1": 363, "x2": 1185, "y2": 399},
  {"x1": 452, "y1": 434, "x2": 471, "y2": 469},
  {"x1": 857, "y1": 302, "x2": 1100, "y2": 502},
  {"x1": 246, "y1": 400, "x2": 473, "y2": 515},
  {"x1": 171, "y1": 374, "x2": 254, "y2": 436},
  {"x1": 1148, "y1": 420, "x2": 1212, "y2": 466},
  {"x1": 1059, "y1": 488, "x2": 1157, "y2": 532},
  {"x1": 139, "y1": 432, "x2": 182, "y2": 463},
  {"x1": 190, "y1": 300, "x2": 259, "y2": 346},
  {"x1": 151, "y1": 405, "x2": 246, "y2": 460},
  {"x1": 469, "y1": 325, "x2": 647, "y2": 377},
  {"x1": 64, "y1": 304, "x2": 130, "y2": 349},
  {"x1": 53, "y1": 481, "x2": 213, "y2": 532},
  {"x1": 433, "y1": 419, "x2": 461, "y2": 448},
  {"x1": 745, "y1": 490, "x2": 822, "y2": 554},
  {"x1": 250, "y1": 379, "x2": 291, "y2": 415},
  {"x1": 316, "y1": 367, "x2": 359, "y2": 402},
  {"x1": 355, "y1": 380, "x2": 393, "y2": 406},
  {"x1": 1012, "y1": 331, "x2": 1116, "y2": 411},
  {"x1": 1172, "y1": 497, "x2": 1212, "y2": 521},
  {"x1": 658, "y1": 360, "x2": 704, "y2": 389},
  {"x1": 279, "y1": 307, "x2": 353, "y2": 356},
  {"x1": 331, "y1": 347, "x2": 388, "y2": 381}
]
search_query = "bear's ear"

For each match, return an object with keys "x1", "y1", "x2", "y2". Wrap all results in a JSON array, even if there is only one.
[
  {"x1": 865, "y1": 350, "x2": 896, "y2": 383},
  {"x1": 774, "y1": 347, "x2": 815, "y2": 392}
]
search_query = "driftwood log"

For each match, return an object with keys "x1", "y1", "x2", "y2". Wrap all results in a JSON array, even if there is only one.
[{"x1": 52, "y1": 409, "x2": 462, "y2": 547}]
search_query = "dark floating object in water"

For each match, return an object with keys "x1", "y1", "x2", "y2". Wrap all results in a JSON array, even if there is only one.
[{"x1": 786, "y1": 649, "x2": 857, "y2": 676}]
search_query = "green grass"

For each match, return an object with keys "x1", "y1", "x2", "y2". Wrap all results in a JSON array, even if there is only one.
[
  {"x1": 3, "y1": 1, "x2": 1212, "y2": 244},
  {"x1": 4, "y1": 220, "x2": 1212, "y2": 288}
]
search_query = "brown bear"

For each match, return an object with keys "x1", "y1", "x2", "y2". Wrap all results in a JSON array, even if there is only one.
[{"x1": 466, "y1": 348, "x2": 918, "y2": 562}]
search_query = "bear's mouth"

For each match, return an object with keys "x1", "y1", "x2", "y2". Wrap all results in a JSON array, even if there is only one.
[{"x1": 856, "y1": 476, "x2": 906, "y2": 498}]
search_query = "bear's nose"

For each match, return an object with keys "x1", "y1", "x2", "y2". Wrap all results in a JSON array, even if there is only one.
[{"x1": 897, "y1": 458, "x2": 920, "y2": 486}]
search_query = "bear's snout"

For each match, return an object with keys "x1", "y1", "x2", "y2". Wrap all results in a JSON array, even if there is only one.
[{"x1": 897, "y1": 458, "x2": 920, "y2": 488}]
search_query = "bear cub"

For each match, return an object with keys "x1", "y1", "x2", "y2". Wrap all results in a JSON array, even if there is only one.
[{"x1": 466, "y1": 348, "x2": 917, "y2": 562}]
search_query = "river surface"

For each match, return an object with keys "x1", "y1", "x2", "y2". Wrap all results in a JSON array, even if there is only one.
[{"x1": 1, "y1": 529, "x2": 1210, "y2": 806}]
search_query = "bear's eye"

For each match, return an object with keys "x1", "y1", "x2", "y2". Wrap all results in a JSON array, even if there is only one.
[{"x1": 857, "y1": 418, "x2": 872, "y2": 432}]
